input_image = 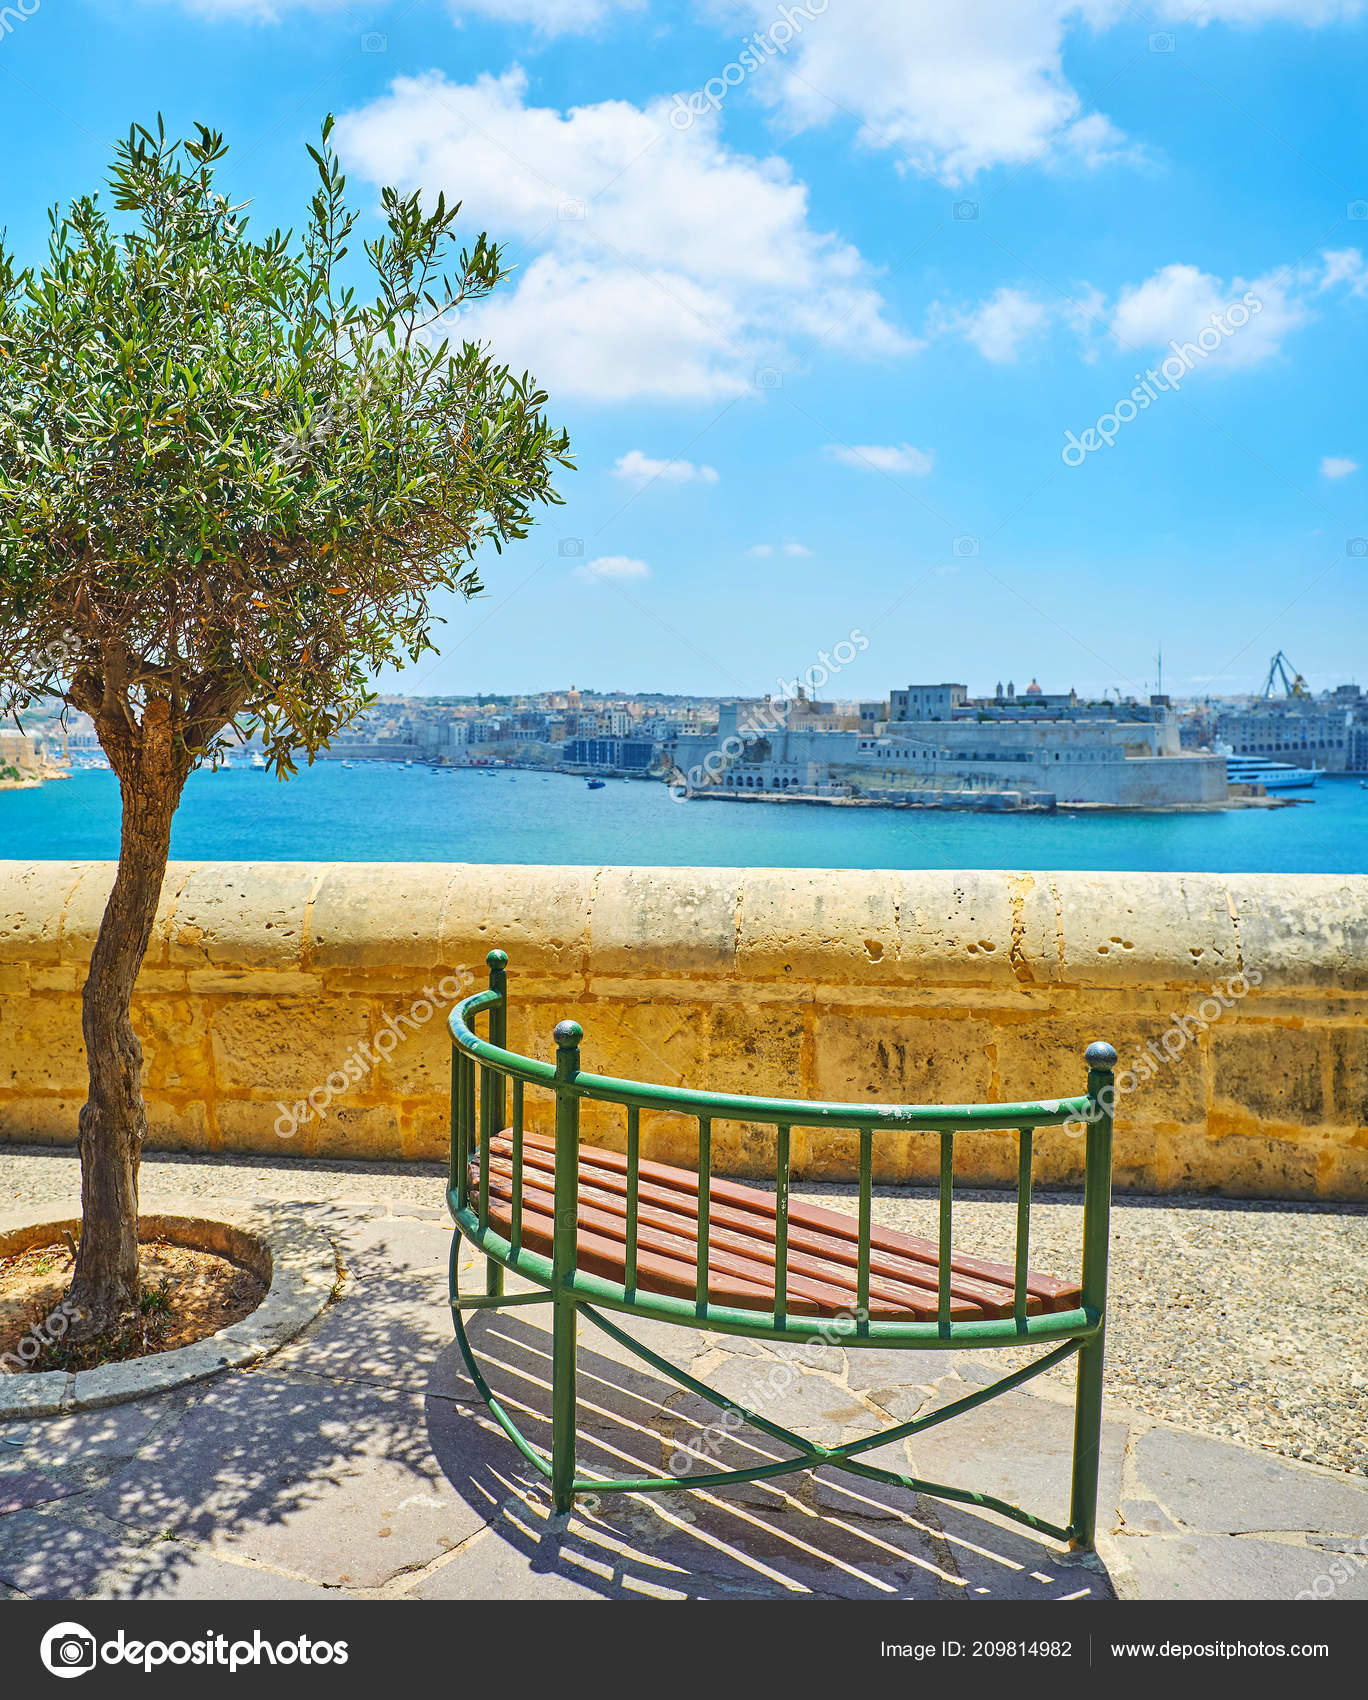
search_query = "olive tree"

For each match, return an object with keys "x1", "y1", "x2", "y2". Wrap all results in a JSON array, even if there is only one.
[{"x1": 0, "y1": 118, "x2": 571, "y2": 1336}]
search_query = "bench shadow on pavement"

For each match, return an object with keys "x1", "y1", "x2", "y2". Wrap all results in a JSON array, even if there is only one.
[{"x1": 422, "y1": 1308, "x2": 1116, "y2": 1602}]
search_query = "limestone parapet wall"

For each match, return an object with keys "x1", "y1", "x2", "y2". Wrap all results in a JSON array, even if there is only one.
[{"x1": 1, "y1": 861, "x2": 1365, "y2": 1199}]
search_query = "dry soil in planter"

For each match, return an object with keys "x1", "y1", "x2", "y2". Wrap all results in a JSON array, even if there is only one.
[{"x1": 0, "y1": 1238, "x2": 267, "y2": 1374}]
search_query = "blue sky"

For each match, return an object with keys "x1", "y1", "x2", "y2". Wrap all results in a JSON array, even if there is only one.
[{"x1": 2, "y1": 0, "x2": 1365, "y2": 702}]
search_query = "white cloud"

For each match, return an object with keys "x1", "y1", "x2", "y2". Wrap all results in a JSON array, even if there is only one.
[
  {"x1": 929, "y1": 250, "x2": 1366, "y2": 371},
  {"x1": 826, "y1": 442, "x2": 935, "y2": 476},
  {"x1": 1319, "y1": 248, "x2": 1368, "y2": 296},
  {"x1": 782, "y1": 541, "x2": 812, "y2": 555},
  {"x1": 1321, "y1": 456, "x2": 1360, "y2": 478},
  {"x1": 740, "y1": 0, "x2": 1357, "y2": 184},
  {"x1": 746, "y1": 544, "x2": 773, "y2": 557},
  {"x1": 930, "y1": 285, "x2": 1050, "y2": 362},
  {"x1": 613, "y1": 450, "x2": 719, "y2": 484},
  {"x1": 576, "y1": 554, "x2": 650, "y2": 581},
  {"x1": 1109, "y1": 263, "x2": 1291, "y2": 367},
  {"x1": 336, "y1": 68, "x2": 912, "y2": 403}
]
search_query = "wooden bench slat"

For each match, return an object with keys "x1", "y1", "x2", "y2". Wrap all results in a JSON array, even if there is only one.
[
  {"x1": 482, "y1": 1163, "x2": 989, "y2": 1320},
  {"x1": 491, "y1": 1139, "x2": 1048, "y2": 1316},
  {"x1": 509, "y1": 1130, "x2": 1077, "y2": 1304},
  {"x1": 469, "y1": 1132, "x2": 1082, "y2": 1321}
]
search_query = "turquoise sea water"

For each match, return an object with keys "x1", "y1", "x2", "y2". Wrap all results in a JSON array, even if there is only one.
[{"x1": 2, "y1": 764, "x2": 1366, "y2": 872}]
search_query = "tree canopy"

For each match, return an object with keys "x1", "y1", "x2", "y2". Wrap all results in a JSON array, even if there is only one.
[{"x1": 0, "y1": 115, "x2": 572, "y2": 770}]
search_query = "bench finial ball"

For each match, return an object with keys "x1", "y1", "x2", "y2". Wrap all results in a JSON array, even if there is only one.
[
  {"x1": 486, "y1": 948, "x2": 508, "y2": 969},
  {"x1": 554, "y1": 1019, "x2": 584, "y2": 1048},
  {"x1": 1085, "y1": 1040, "x2": 1118, "y2": 1070}
]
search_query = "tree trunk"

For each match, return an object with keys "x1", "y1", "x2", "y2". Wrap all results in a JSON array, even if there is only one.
[{"x1": 68, "y1": 709, "x2": 188, "y2": 1338}]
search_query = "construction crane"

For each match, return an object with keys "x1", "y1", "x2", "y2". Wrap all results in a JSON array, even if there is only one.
[{"x1": 1261, "y1": 651, "x2": 1310, "y2": 699}]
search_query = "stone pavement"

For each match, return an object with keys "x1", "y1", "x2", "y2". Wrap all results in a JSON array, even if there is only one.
[{"x1": 2, "y1": 1197, "x2": 1366, "y2": 1603}]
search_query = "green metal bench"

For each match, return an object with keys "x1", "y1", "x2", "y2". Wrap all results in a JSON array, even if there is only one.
[{"x1": 446, "y1": 950, "x2": 1117, "y2": 1549}]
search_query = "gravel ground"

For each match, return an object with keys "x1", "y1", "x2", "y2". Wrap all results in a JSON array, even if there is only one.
[{"x1": 6, "y1": 1143, "x2": 1365, "y2": 1478}]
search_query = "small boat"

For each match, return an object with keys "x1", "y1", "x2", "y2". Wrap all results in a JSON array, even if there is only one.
[
  {"x1": 587, "y1": 778, "x2": 606, "y2": 789},
  {"x1": 249, "y1": 751, "x2": 268, "y2": 771}
]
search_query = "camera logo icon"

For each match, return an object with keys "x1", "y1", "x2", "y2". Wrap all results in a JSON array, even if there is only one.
[
  {"x1": 1349, "y1": 201, "x2": 1368, "y2": 222},
  {"x1": 952, "y1": 200, "x2": 979, "y2": 221},
  {"x1": 558, "y1": 538, "x2": 585, "y2": 558},
  {"x1": 1348, "y1": 538, "x2": 1368, "y2": 557},
  {"x1": 1149, "y1": 32, "x2": 1176, "y2": 52},
  {"x1": 754, "y1": 366, "x2": 783, "y2": 389},
  {"x1": 41, "y1": 1622, "x2": 97, "y2": 1678},
  {"x1": 360, "y1": 31, "x2": 387, "y2": 52},
  {"x1": 952, "y1": 536, "x2": 980, "y2": 558}
]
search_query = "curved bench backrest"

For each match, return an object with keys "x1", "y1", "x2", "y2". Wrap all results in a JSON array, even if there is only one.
[{"x1": 448, "y1": 949, "x2": 1117, "y2": 1338}]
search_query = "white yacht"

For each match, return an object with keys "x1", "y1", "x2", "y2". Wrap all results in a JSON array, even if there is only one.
[{"x1": 1224, "y1": 755, "x2": 1321, "y2": 790}]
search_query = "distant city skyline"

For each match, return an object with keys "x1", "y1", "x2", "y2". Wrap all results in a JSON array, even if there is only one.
[{"x1": 3, "y1": 5, "x2": 1364, "y2": 699}]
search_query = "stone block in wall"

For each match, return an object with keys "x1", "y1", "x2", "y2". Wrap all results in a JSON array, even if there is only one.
[
  {"x1": 589, "y1": 866, "x2": 738, "y2": 982},
  {"x1": 1051, "y1": 871, "x2": 1241, "y2": 989},
  {"x1": 701, "y1": 1002, "x2": 805, "y2": 1098},
  {"x1": 308, "y1": 864, "x2": 456, "y2": 971},
  {"x1": 0, "y1": 1095, "x2": 82, "y2": 1144},
  {"x1": 208, "y1": 995, "x2": 373, "y2": 1096},
  {"x1": 0, "y1": 995, "x2": 88, "y2": 1092},
  {"x1": 134, "y1": 996, "x2": 217, "y2": 1101},
  {"x1": 811, "y1": 1013, "x2": 995, "y2": 1107},
  {"x1": 1232, "y1": 877, "x2": 1368, "y2": 992},
  {"x1": 441, "y1": 864, "x2": 596, "y2": 977},
  {"x1": 169, "y1": 864, "x2": 319, "y2": 970},
  {"x1": 1328, "y1": 1027, "x2": 1368, "y2": 1129},
  {"x1": 0, "y1": 863, "x2": 86, "y2": 966},
  {"x1": 737, "y1": 869, "x2": 898, "y2": 989},
  {"x1": 1157, "y1": 1130, "x2": 1323, "y2": 1198},
  {"x1": 1208, "y1": 1026, "x2": 1325, "y2": 1131},
  {"x1": 896, "y1": 869, "x2": 1058, "y2": 989}
]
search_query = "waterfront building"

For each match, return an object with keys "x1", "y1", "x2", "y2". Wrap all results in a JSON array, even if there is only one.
[
  {"x1": 1213, "y1": 703, "x2": 1355, "y2": 772},
  {"x1": 563, "y1": 736, "x2": 655, "y2": 772},
  {"x1": 663, "y1": 682, "x2": 1228, "y2": 807}
]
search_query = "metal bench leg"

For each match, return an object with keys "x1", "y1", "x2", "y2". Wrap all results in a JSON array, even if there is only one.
[
  {"x1": 1069, "y1": 1328, "x2": 1105, "y2": 1548},
  {"x1": 550, "y1": 1017, "x2": 584, "y2": 1515},
  {"x1": 550, "y1": 1287, "x2": 578, "y2": 1514},
  {"x1": 1070, "y1": 1042, "x2": 1116, "y2": 1550}
]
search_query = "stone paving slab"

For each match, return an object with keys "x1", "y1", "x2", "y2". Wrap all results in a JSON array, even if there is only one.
[
  {"x1": 909, "y1": 1382, "x2": 1130, "y2": 1536},
  {"x1": 1115, "y1": 1531, "x2": 1368, "y2": 1601},
  {"x1": 84, "y1": 1371, "x2": 495, "y2": 1589},
  {"x1": 0, "y1": 1470, "x2": 86, "y2": 1515},
  {"x1": 1129, "y1": 1426, "x2": 1368, "y2": 1535},
  {"x1": 3, "y1": 1198, "x2": 1367, "y2": 1602},
  {"x1": 109, "y1": 1548, "x2": 340, "y2": 1601},
  {"x1": 0, "y1": 1509, "x2": 155, "y2": 1596}
]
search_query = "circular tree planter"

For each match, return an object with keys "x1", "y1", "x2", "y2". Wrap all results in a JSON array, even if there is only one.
[{"x1": 0, "y1": 1197, "x2": 337, "y2": 1419}]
